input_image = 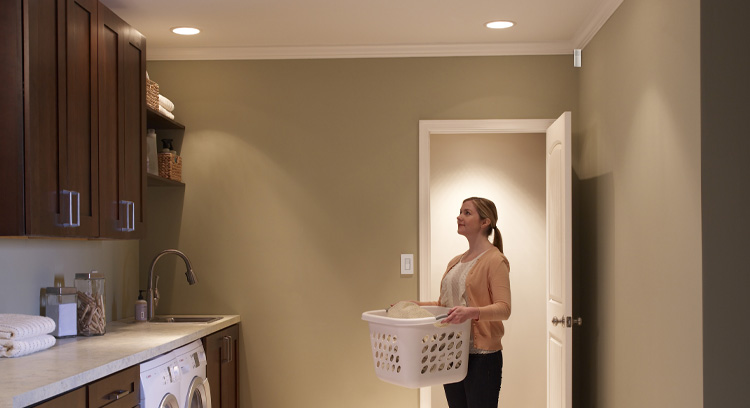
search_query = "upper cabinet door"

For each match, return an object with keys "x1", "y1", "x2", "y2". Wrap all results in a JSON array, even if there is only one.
[
  {"x1": 98, "y1": 3, "x2": 146, "y2": 238},
  {"x1": 24, "y1": 0, "x2": 99, "y2": 238},
  {"x1": 123, "y1": 24, "x2": 147, "y2": 237},
  {"x1": 63, "y1": 0, "x2": 100, "y2": 237}
]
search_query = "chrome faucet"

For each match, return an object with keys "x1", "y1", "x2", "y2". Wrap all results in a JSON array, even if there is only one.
[{"x1": 147, "y1": 249, "x2": 197, "y2": 321}]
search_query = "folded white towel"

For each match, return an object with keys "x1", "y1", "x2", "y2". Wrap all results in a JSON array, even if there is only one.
[
  {"x1": 158, "y1": 94, "x2": 175, "y2": 112},
  {"x1": 0, "y1": 314, "x2": 56, "y2": 340},
  {"x1": 158, "y1": 105, "x2": 175, "y2": 120},
  {"x1": 0, "y1": 335, "x2": 56, "y2": 358}
]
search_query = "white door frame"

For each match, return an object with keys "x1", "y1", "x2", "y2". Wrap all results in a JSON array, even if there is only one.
[{"x1": 418, "y1": 118, "x2": 555, "y2": 408}]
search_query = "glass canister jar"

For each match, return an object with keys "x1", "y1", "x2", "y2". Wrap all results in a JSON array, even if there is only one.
[
  {"x1": 75, "y1": 271, "x2": 106, "y2": 336},
  {"x1": 44, "y1": 286, "x2": 77, "y2": 338}
]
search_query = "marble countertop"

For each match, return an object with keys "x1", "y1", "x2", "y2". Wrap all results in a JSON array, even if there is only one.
[{"x1": 0, "y1": 315, "x2": 240, "y2": 408}]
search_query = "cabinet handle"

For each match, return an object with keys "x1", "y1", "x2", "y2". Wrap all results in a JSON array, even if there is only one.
[
  {"x1": 119, "y1": 200, "x2": 136, "y2": 232},
  {"x1": 130, "y1": 201, "x2": 135, "y2": 231},
  {"x1": 104, "y1": 388, "x2": 131, "y2": 401},
  {"x1": 129, "y1": 201, "x2": 136, "y2": 231},
  {"x1": 62, "y1": 190, "x2": 80, "y2": 227},
  {"x1": 221, "y1": 336, "x2": 233, "y2": 363}
]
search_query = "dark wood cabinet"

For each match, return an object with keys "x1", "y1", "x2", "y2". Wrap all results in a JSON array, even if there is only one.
[
  {"x1": 31, "y1": 365, "x2": 139, "y2": 408},
  {"x1": 0, "y1": 0, "x2": 145, "y2": 239},
  {"x1": 0, "y1": 0, "x2": 24, "y2": 235},
  {"x1": 98, "y1": 4, "x2": 146, "y2": 238},
  {"x1": 23, "y1": 0, "x2": 100, "y2": 238},
  {"x1": 87, "y1": 365, "x2": 140, "y2": 408},
  {"x1": 203, "y1": 324, "x2": 240, "y2": 408},
  {"x1": 31, "y1": 387, "x2": 86, "y2": 408}
]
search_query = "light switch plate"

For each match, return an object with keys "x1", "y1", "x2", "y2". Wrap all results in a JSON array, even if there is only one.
[{"x1": 401, "y1": 254, "x2": 414, "y2": 275}]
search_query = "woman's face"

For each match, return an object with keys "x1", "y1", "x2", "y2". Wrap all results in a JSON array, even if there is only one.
[{"x1": 457, "y1": 200, "x2": 487, "y2": 237}]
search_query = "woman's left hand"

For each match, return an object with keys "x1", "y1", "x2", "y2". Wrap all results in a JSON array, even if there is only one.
[{"x1": 441, "y1": 306, "x2": 479, "y2": 324}]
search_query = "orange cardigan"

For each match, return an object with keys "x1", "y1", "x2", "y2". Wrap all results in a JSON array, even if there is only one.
[{"x1": 422, "y1": 247, "x2": 511, "y2": 350}]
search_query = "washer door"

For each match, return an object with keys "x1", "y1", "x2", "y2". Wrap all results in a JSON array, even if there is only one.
[
  {"x1": 159, "y1": 393, "x2": 180, "y2": 408},
  {"x1": 185, "y1": 377, "x2": 212, "y2": 408}
]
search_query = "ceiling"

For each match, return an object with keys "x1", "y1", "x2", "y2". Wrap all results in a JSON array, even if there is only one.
[{"x1": 99, "y1": 0, "x2": 623, "y2": 61}]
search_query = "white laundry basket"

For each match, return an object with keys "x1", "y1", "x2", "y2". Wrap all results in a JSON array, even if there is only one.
[{"x1": 361, "y1": 306, "x2": 470, "y2": 389}]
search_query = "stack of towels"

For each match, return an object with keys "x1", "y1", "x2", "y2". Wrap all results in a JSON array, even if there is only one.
[
  {"x1": 158, "y1": 94, "x2": 176, "y2": 120},
  {"x1": 0, "y1": 314, "x2": 57, "y2": 358}
]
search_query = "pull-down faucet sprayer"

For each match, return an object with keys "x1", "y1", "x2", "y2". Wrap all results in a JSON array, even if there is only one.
[{"x1": 147, "y1": 249, "x2": 197, "y2": 321}]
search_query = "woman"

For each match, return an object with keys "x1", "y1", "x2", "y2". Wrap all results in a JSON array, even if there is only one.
[{"x1": 419, "y1": 197, "x2": 511, "y2": 408}]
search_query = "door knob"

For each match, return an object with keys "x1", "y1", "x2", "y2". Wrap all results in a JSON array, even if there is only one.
[{"x1": 551, "y1": 316, "x2": 583, "y2": 327}]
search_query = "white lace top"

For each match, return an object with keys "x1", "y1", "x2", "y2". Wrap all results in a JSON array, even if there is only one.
[{"x1": 440, "y1": 249, "x2": 494, "y2": 354}]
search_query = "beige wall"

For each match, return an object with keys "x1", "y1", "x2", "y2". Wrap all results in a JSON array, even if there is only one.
[
  {"x1": 576, "y1": 0, "x2": 702, "y2": 407},
  {"x1": 430, "y1": 133, "x2": 546, "y2": 407},
  {"x1": 144, "y1": 56, "x2": 576, "y2": 408}
]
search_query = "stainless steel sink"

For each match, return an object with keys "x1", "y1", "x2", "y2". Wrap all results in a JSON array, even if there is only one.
[{"x1": 150, "y1": 316, "x2": 222, "y2": 323}]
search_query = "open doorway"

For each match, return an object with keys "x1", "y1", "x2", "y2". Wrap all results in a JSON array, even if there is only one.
[{"x1": 418, "y1": 119, "x2": 559, "y2": 408}]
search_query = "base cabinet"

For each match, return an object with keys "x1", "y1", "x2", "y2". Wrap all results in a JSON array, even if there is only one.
[
  {"x1": 31, "y1": 365, "x2": 139, "y2": 408},
  {"x1": 203, "y1": 324, "x2": 240, "y2": 408},
  {"x1": 31, "y1": 387, "x2": 85, "y2": 408}
]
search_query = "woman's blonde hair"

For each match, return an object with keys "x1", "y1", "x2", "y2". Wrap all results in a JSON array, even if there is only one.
[{"x1": 463, "y1": 197, "x2": 503, "y2": 253}]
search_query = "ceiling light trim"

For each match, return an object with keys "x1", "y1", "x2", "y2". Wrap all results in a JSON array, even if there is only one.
[
  {"x1": 147, "y1": 41, "x2": 574, "y2": 61},
  {"x1": 572, "y1": 0, "x2": 624, "y2": 48}
]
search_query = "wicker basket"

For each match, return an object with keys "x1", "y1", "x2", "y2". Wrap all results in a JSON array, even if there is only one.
[
  {"x1": 158, "y1": 153, "x2": 182, "y2": 182},
  {"x1": 146, "y1": 79, "x2": 159, "y2": 111}
]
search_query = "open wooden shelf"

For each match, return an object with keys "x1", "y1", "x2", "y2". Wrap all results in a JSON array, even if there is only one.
[
  {"x1": 146, "y1": 107, "x2": 184, "y2": 129},
  {"x1": 147, "y1": 173, "x2": 184, "y2": 187}
]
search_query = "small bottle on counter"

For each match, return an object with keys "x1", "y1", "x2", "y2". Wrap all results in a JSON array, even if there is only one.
[
  {"x1": 75, "y1": 271, "x2": 106, "y2": 336},
  {"x1": 44, "y1": 286, "x2": 77, "y2": 338},
  {"x1": 135, "y1": 290, "x2": 147, "y2": 322}
]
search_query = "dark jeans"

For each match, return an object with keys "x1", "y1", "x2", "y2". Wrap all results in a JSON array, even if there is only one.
[{"x1": 443, "y1": 351, "x2": 503, "y2": 408}]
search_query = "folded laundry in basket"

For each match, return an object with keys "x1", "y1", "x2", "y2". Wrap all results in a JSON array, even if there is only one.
[
  {"x1": 158, "y1": 94, "x2": 175, "y2": 112},
  {"x1": 0, "y1": 314, "x2": 55, "y2": 340},
  {"x1": 0, "y1": 334, "x2": 56, "y2": 358},
  {"x1": 386, "y1": 301, "x2": 435, "y2": 319}
]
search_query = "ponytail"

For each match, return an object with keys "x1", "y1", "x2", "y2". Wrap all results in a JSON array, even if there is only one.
[{"x1": 492, "y1": 225, "x2": 504, "y2": 253}]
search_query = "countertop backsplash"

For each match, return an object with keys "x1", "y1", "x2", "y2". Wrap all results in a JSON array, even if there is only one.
[{"x1": 0, "y1": 239, "x2": 140, "y2": 321}]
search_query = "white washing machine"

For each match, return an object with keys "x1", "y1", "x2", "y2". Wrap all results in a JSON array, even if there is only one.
[
  {"x1": 140, "y1": 351, "x2": 182, "y2": 408},
  {"x1": 174, "y1": 340, "x2": 211, "y2": 408}
]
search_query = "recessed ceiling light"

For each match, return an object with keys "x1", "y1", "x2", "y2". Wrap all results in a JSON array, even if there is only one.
[
  {"x1": 485, "y1": 21, "x2": 515, "y2": 29},
  {"x1": 171, "y1": 27, "x2": 200, "y2": 35}
]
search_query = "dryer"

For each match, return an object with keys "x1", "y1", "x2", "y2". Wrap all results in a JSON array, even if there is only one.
[
  {"x1": 140, "y1": 351, "x2": 181, "y2": 408},
  {"x1": 174, "y1": 340, "x2": 211, "y2": 408}
]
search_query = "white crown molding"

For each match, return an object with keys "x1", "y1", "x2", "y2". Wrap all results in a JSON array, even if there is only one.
[
  {"x1": 572, "y1": 0, "x2": 625, "y2": 49},
  {"x1": 146, "y1": 0, "x2": 622, "y2": 61},
  {"x1": 147, "y1": 41, "x2": 574, "y2": 61}
]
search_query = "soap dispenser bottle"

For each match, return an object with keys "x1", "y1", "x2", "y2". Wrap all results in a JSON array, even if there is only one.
[
  {"x1": 135, "y1": 290, "x2": 147, "y2": 322},
  {"x1": 160, "y1": 138, "x2": 173, "y2": 155}
]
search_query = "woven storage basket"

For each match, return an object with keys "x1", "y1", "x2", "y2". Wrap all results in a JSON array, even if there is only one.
[
  {"x1": 361, "y1": 306, "x2": 470, "y2": 388},
  {"x1": 146, "y1": 79, "x2": 159, "y2": 111},
  {"x1": 158, "y1": 153, "x2": 182, "y2": 182}
]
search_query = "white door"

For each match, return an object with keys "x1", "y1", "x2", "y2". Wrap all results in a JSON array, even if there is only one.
[
  {"x1": 545, "y1": 111, "x2": 572, "y2": 408},
  {"x1": 418, "y1": 115, "x2": 572, "y2": 408}
]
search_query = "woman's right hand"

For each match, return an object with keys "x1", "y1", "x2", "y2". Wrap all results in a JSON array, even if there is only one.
[{"x1": 441, "y1": 306, "x2": 479, "y2": 324}]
